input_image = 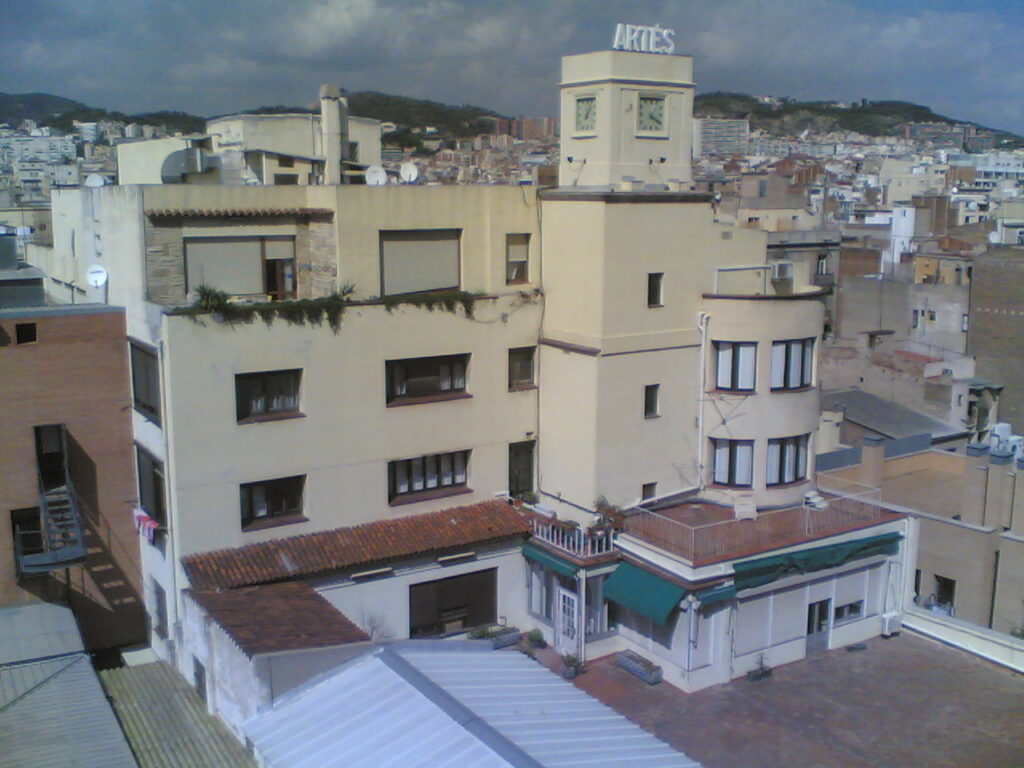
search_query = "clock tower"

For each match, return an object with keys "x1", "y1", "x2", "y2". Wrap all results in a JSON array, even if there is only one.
[{"x1": 558, "y1": 49, "x2": 695, "y2": 188}]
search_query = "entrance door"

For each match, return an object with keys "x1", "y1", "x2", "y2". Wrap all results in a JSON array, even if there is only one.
[
  {"x1": 806, "y1": 598, "x2": 831, "y2": 653},
  {"x1": 34, "y1": 424, "x2": 67, "y2": 491},
  {"x1": 555, "y1": 586, "x2": 578, "y2": 654}
]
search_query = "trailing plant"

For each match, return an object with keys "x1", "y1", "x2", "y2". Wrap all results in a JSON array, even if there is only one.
[{"x1": 174, "y1": 283, "x2": 481, "y2": 334}]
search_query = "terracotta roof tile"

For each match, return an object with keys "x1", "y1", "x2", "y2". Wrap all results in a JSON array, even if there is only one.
[
  {"x1": 144, "y1": 208, "x2": 333, "y2": 218},
  {"x1": 183, "y1": 500, "x2": 529, "y2": 590},
  {"x1": 187, "y1": 582, "x2": 368, "y2": 657}
]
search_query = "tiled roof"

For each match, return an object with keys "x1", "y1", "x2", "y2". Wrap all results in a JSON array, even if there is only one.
[
  {"x1": 188, "y1": 582, "x2": 368, "y2": 657},
  {"x1": 100, "y1": 662, "x2": 255, "y2": 768},
  {"x1": 144, "y1": 207, "x2": 333, "y2": 218},
  {"x1": 183, "y1": 500, "x2": 530, "y2": 590}
]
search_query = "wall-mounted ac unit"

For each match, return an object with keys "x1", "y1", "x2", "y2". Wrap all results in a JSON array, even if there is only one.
[
  {"x1": 771, "y1": 261, "x2": 794, "y2": 280},
  {"x1": 881, "y1": 611, "x2": 902, "y2": 637}
]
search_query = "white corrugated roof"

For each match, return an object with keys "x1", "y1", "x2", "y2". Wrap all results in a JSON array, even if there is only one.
[
  {"x1": 242, "y1": 642, "x2": 701, "y2": 768},
  {"x1": 243, "y1": 652, "x2": 514, "y2": 768}
]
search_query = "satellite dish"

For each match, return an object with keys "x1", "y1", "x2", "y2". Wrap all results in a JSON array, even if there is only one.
[
  {"x1": 950, "y1": 186, "x2": 959, "y2": 195},
  {"x1": 84, "y1": 174, "x2": 107, "y2": 187},
  {"x1": 86, "y1": 263, "x2": 108, "y2": 288},
  {"x1": 987, "y1": 232, "x2": 999, "y2": 244},
  {"x1": 400, "y1": 162, "x2": 419, "y2": 184},
  {"x1": 365, "y1": 165, "x2": 387, "y2": 186}
]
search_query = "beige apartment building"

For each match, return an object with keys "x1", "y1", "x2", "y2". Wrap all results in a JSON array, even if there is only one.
[{"x1": 27, "y1": 47, "x2": 916, "y2": 713}]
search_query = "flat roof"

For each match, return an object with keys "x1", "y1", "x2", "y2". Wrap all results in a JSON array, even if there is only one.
[{"x1": 0, "y1": 302, "x2": 124, "y2": 319}]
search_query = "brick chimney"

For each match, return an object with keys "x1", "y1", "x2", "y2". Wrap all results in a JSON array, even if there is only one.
[
  {"x1": 861, "y1": 435, "x2": 884, "y2": 488},
  {"x1": 985, "y1": 450, "x2": 1014, "y2": 529}
]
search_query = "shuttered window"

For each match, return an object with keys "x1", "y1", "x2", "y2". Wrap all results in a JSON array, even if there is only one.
[
  {"x1": 184, "y1": 237, "x2": 296, "y2": 299},
  {"x1": 380, "y1": 229, "x2": 461, "y2": 295}
]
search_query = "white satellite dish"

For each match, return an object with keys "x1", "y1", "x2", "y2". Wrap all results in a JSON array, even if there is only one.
[
  {"x1": 400, "y1": 162, "x2": 419, "y2": 184},
  {"x1": 86, "y1": 263, "x2": 108, "y2": 288},
  {"x1": 950, "y1": 186, "x2": 959, "y2": 195},
  {"x1": 365, "y1": 165, "x2": 387, "y2": 186},
  {"x1": 84, "y1": 174, "x2": 107, "y2": 187},
  {"x1": 987, "y1": 232, "x2": 999, "y2": 244}
]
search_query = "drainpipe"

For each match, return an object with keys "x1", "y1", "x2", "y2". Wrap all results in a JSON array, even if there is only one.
[
  {"x1": 696, "y1": 311, "x2": 710, "y2": 484},
  {"x1": 577, "y1": 568, "x2": 586, "y2": 662}
]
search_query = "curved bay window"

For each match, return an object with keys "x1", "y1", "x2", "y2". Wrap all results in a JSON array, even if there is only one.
[
  {"x1": 771, "y1": 338, "x2": 814, "y2": 391},
  {"x1": 711, "y1": 438, "x2": 754, "y2": 487}
]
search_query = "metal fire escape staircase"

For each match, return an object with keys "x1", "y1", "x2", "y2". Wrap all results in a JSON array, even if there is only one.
[{"x1": 14, "y1": 456, "x2": 87, "y2": 577}]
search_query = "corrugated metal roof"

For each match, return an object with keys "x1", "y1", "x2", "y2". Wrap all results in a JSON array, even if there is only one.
[
  {"x1": 242, "y1": 643, "x2": 701, "y2": 768},
  {"x1": 822, "y1": 388, "x2": 968, "y2": 442},
  {"x1": 100, "y1": 662, "x2": 255, "y2": 768},
  {"x1": 0, "y1": 603, "x2": 138, "y2": 768},
  {"x1": 0, "y1": 601, "x2": 83, "y2": 664},
  {"x1": 243, "y1": 653, "x2": 514, "y2": 768}
]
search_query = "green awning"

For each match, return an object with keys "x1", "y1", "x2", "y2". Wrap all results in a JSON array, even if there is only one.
[
  {"x1": 522, "y1": 542, "x2": 577, "y2": 579},
  {"x1": 602, "y1": 562, "x2": 685, "y2": 625},
  {"x1": 733, "y1": 532, "x2": 902, "y2": 592},
  {"x1": 695, "y1": 583, "x2": 737, "y2": 606}
]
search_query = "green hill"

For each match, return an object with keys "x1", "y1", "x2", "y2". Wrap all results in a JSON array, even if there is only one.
[
  {"x1": 694, "y1": 92, "x2": 1022, "y2": 144},
  {"x1": 0, "y1": 92, "x2": 89, "y2": 126}
]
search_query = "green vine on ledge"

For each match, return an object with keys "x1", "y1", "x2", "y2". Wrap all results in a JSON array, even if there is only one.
[{"x1": 172, "y1": 284, "x2": 484, "y2": 333}]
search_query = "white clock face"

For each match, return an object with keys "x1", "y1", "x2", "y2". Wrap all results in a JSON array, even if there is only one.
[
  {"x1": 638, "y1": 95, "x2": 666, "y2": 132},
  {"x1": 575, "y1": 96, "x2": 596, "y2": 132}
]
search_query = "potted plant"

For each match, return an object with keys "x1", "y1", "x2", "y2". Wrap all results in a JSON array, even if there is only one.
[
  {"x1": 616, "y1": 649, "x2": 663, "y2": 685},
  {"x1": 527, "y1": 628, "x2": 547, "y2": 649},
  {"x1": 561, "y1": 653, "x2": 584, "y2": 680}
]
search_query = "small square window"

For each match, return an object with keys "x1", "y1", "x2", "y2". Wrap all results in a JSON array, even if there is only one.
[
  {"x1": 644, "y1": 384, "x2": 660, "y2": 418},
  {"x1": 928, "y1": 310, "x2": 936, "y2": 322},
  {"x1": 647, "y1": 273, "x2": 664, "y2": 307},
  {"x1": 641, "y1": 482, "x2": 657, "y2": 500},
  {"x1": 240, "y1": 475, "x2": 305, "y2": 528},
  {"x1": 15, "y1": 323, "x2": 37, "y2": 345}
]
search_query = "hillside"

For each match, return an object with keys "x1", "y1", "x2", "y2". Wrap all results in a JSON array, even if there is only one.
[
  {"x1": 0, "y1": 92, "x2": 89, "y2": 126},
  {"x1": 694, "y1": 92, "x2": 1022, "y2": 144}
]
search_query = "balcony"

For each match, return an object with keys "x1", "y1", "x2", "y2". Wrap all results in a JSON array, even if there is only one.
[
  {"x1": 524, "y1": 507, "x2": 617, "y2": 562},
  {"x1": 621, "y1": 478, "x2": 899, "y2": 566}
]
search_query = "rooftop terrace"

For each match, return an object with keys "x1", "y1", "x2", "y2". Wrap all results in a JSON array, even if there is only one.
[{"x1": 621, "y1": 477, "x2": 902, "y2": 565}]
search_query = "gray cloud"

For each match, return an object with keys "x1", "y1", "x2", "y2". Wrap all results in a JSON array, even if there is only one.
[{"x1": 3, "y1": 0, "x2": 1022, "y2": 134}]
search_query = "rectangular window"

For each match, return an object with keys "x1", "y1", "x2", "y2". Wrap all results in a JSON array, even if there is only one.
[
  {"x1": 509, "y1": 440, "x2": 535, "y2": 497},
  {"x1": 409, "y1": 568, "x2": 497, "y2": 637},
  {"x1": 386, "y1": 354, "x2": 469, "y2": 403},
  {"x1": 184, "y1": 236, "x2": 296, "y2": 300},
  {"x1": 277, "y1": 156, "x2": 295, "y2": 168},
  {"x1": 911, "y1": 310, "x2": 919, "y2": 329},
  {"x1": 935, "y1": 574, "x2": 956, "y2": 607},
  {"x1": 15, "y1": 323, "x2": 37, "y2": 344},
  {"x1": 389, "y1": 450, "x2": 470, "y2": 503},
  {"x1": 765, "y1": 434, "x2": 810, "y2": 486},
  {"x1": 508, "y1": 347, "x2": 535, "y2": 389},
  {"x1": 193, "y1": 657, "x2": 207, "y2": 703},
  {"x1": 130, "y1": 341, "x2": 161, "y2": 424},
  {"x1": 770, "y1": 338, "x2": 814, "y2": 390},
  {"x1": 641, "y1": 482, "x2": 657, "y2": 500},
  {"x1": 236, "y1": 369, "x2": 302, "y2": 421},
  {"x1": 928, "y1": 310, "x2": 936, "y2": 322},
  {"x1": 240, "y1": 475, "x2": 305, "y2": 527},
  {"x1": 273, "y1": 173, "x2": 299, "y2": 185},
  {"x1": 644, "y1": 384, "x2": 660, "y2": 418},
  {"x1": 647, "y1": 272, "x2": 664, "y2": 307},
  {"x1": 816, "y1": 255, "x2": 829, "y2": 276},
  {"x1": 711, "y1": 438, "x2": 754, "y2": 487},
  {"x1": 961, "y1": 313, "x2": 969, "y2": 332},
  {"x1": 834, "y1": 601, "x2": 863, "y2": 623},
  {"x1": 152, "y1": 580, "x2": 167, "y2": 639},
  {"x1": 380, "y1": 229, "x2": 460, "y2": 296},
  {"x1": 715, "y1": 341, "x2": 756, "y2": 391},
  {"x1": 506, "y1": 233, "x2": 530, "y2": 284},
  {"x1": 136, "y1": 446, "x2": 166, "y2": 527}
]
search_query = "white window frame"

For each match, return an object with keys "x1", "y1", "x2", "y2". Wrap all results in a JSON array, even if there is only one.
[{"x1": 715, "y1": 341, "x2": 757, "y2": 391}]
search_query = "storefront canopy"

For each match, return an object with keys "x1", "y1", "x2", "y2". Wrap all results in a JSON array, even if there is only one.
[
  {"x1": 602, "y1": 562, "x2": 686, "y2": 625},
  {"x1": 733, "y1": 532, "x2": 902, "y2": 592},
  {"x1": 522, "y1": 542, "x2": 577, "y2": 579}
]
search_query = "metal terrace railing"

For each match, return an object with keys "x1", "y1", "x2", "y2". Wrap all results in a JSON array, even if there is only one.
[
  {"x1": 527, "y1": 511, "x2": 617, "y2": 559},
  {"x1": 622, "y1": 479, "x2": 885, "y2": 565}
]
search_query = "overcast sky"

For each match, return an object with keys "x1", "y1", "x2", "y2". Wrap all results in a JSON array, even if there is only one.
[{"x1": 5, "y1": 0, "x2": 1024, "y2": 134}]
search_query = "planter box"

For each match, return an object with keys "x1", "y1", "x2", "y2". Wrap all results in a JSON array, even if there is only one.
[
  {"x1": 491, "y1": 627, "x2": 521, "y2": 649},
  {"x1": 616, "y1": 650, "x2": 663, "y2": 685}
]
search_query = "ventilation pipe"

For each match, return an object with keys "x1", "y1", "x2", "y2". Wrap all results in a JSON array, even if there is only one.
[{"x1": 319, "y1": 84, "x2": 349, "y2": 185}]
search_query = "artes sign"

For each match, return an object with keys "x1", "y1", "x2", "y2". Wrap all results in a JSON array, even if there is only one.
[{"x1": 611, "y1": 23, "x2": 675, "y2": 54}]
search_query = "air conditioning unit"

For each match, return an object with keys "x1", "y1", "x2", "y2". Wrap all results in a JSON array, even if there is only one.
[
  {"x1": 881, "y1": 611, "x2": 902, "y2": 637},
  {"x1": 771, "y1": 261, "x2": 794, "y2": 280},
  {"x1": 991, "y1": 422, "x2": 1013, "y2": 442},
  {"x1": 733, "y1": 493, "x2": 757, "y2": 520}
]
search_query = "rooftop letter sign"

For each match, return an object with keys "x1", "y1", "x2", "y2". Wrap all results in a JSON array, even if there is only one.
[{"x1": 611, "y1": 23, "x2": 675, "y2": 54}]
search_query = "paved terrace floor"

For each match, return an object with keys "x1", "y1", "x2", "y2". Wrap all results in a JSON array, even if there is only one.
[{"x1": 537, "y1": 633, "x2": 1024, "y2": 768}]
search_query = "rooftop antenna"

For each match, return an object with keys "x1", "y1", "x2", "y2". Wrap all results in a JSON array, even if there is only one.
[
  {"x1": 399, "y1": 161, "x2": 419, "y2": 184},
  {"x1": 365, "y1": 165, "x2": 387, "y2": 186}
]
